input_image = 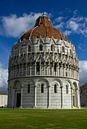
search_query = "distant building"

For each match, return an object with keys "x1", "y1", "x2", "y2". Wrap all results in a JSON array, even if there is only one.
[
  {"x1": 80, "y1": 84, "x2": 87, "y2": 106},
  {"x1": 0, "y1": 92, "x2": 8, "y2": 107},
  {"x1": 8, "y1": 15, "x2": 80, "y2": 109}
]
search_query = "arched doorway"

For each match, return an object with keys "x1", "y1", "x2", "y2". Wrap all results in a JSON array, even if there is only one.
[
  {"x1": 35, "y1": 79, "x2": 49, "y2": 108},
  {"x1": 64, "y1": 80, "x2": 72, "y2": 108},
  {"x1": 13, "y1": 81, "x2": 21, "y2": 107},
  {"x1": 16, "y1": 92, "x2": 21, "y2": 107},
  {"x1": 51, "y1": 80, "x2": 61, "y2": 108},
  {"x1": 72, "y1": 82, "x2": 78, "y2": 107},
  {"x1": 50, "y1": 79, "x2": 62, "y2": 108}
]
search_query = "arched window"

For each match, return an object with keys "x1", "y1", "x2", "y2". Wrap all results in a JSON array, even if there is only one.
[
  {"x1": 36, "y1": 62, "x2": 40, "y2": 72},
  {"x1": 66, "y1": 72, "x2": 68, "y2": 77},
  {"x1": 54, "y1": 84, "x2": 57, "y2": 93},
  {"x1": 59, "y1": 53, "x2": 61, "y2": 59},
  {"x1": 51, "y1": 44, "x2": 55, "y2": 51},
  {"x1": 65, "y1": 55, "x2": 67, "y2": 60},
  {"x1": 57, "y1": 49, "x2": 59, "y2": 53},
  {"x1": 80, "y1": 89, "x2": 82, "y2": 94},
  {"x1": 23, "y1": 63, "x2": 26, "y2": 70},
  {"x1": 28, "y1": 45, "x2": 31, "y2": 52},
  {"x1": 28, "y1": 84, "x2": 30, "y2": 93},
  {"x1": 39, "y1": 44, "x2": 43, "y2": 51},
  {"x1": 66, "y1": 85, "x2": 69, "y2": 94},
  {"x1": 70, "y1": 49, "x2": 72, "y2": 55},
  {"x1": 41, "y1": 84, "x2": 44, "y2": 93},
  {"x1": 54, "y1": 62, "x2": 57, "y2": 72},
  {"x1": 62, "y1": 46, "x2": 65, "y2": 53}
]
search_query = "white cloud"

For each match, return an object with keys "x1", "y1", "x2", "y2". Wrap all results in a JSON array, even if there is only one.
[
  {"x1": 67, "y1": 20, "x2": 79, "y2": 31},
  {"x1": 79, "y1": 60, "x2": 87, "y2": 85},
  {"x1": 56, "y1": 16, "x2": 64, "y2": 22},
  {"x1": 55, "y1": 15, "x2": 87, "y2": 36},
  {"x1": 63, "y1": 30, "x2": 71, "y2": 36},
  {"x1": 0, "y1": 12, "x2": 48, "y2": 38},
  {"x1": 1, "y1": 11, "x2": 87, "y2": 38},
  {"x1": 0, "y1": 63, "x2": 8, "y2": 90},
  {"x1": 55, "y1": 22, "x2": 64, "y2": 30}
]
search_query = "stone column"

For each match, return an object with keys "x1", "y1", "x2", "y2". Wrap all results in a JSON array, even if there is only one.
[
  {"x1": 34, "y1": 85, "x2": 37, "y2": 108},
  {"x1": 57, "y1": 64, "x2": 59, "y2": 76},
  {"x1": 70, "y1": 68, "x2": 72, "y2": 78},
  {"x1": 60, "y1": 64, "x2": 62, "y2": 76},
  {"x1": 71, "y1": 87, "x2": 73, "y2": 108},
  {"x1": 63, "y1": 66, "x2": 65, "y2": 77},
  {"x1": 40, "y1": 61, "x2": 41, "y2": 75},
  {"x1": 22, "y1": 64, "x2": 23, "y2": 76},
  {"x1": 67, "y1": 68, "x2": 69, "y2": 77},
  {"x1": 30, "y1": 65, "x2": 31, "y2": 76},
  {"x1": 59, "y1": 66, "x2": 60, "y2": 76},
  {"x1": 48, "y1": 64, "x2": 50, "y2": 76},
  {"x1": 12, "y1": 89, "x2": 15, "y2": 108},
  {"x1": 26, "y1": 63, "x2": 27, "y2": 76},
  {"x1": 47, "y1": 85, "x2": 50, "y2": 108},
  {"x1": 52, "y1": 63, "x2": 54, "y2": 76},
  {"x1": 75, "y1": 88, "x2": 78, "y2": 107},
  {"x1": 78, "y1": 88, "x2": 81, "y2": 108},
  {"x1": 45, "y1": 62, "x2": 46, "y2": 75},
  {"x1": 20, "y1": 86, "x2": 23, "y2": 108},
  {"x1": 46, "y1": 63, "x2": 48, "y2": 76},
  {"x1": 35, "y1": 63, "x2": 36, "y2": 76},
  {"x1": 77, "y1": 87, "x2": 80, "y2": 108},
  {"x1": 60, "y1": 86, "x2": 63, "y2": 108},
  {"x1": 43, "y1": 62, "x2": 45, "y2": 76}
]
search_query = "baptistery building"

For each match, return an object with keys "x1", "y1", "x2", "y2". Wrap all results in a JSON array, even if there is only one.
[{"x1": 8, "y1": 15, "x2": 80, "y2": 108}]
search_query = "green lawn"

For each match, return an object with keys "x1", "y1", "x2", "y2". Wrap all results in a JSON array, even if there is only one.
[{"x1": 0, "y1": 108, "x2": 87, "y2": 129}]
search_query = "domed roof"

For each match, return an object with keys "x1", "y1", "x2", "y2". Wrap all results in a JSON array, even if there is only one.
[{"x1": 20, "y1": 15, "x2": 64, "y2": 41}]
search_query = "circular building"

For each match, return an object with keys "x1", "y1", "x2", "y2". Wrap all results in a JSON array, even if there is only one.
[{"x1": 8, "y1": 15, "x2": 80, "y2": 108}]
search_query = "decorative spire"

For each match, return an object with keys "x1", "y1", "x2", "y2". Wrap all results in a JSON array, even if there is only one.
[{"x1": 34, "y1": 15, "x2": 52, "y2": 27}]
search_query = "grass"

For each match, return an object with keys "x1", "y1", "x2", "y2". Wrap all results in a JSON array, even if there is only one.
[{"x1": 0, "y1": 108, "x2": 87, "y2": 129}]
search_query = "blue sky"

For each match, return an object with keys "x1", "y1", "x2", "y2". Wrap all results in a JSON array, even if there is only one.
[{"x1": 0, "y1": 0, "x2": 87, "y2": 89}]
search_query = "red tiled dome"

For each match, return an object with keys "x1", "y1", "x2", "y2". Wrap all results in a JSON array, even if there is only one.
[{"x1": 20, "y1": 16, "x2": 62, "y2": 41}]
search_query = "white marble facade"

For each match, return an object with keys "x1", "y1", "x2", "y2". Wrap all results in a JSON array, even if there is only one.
[
  {"x1": 0, "y1": 93, "x2": 8, "y2": 107},
  {"x1": 8, "y1": 16, "x2": 80, "y2": 109}
]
